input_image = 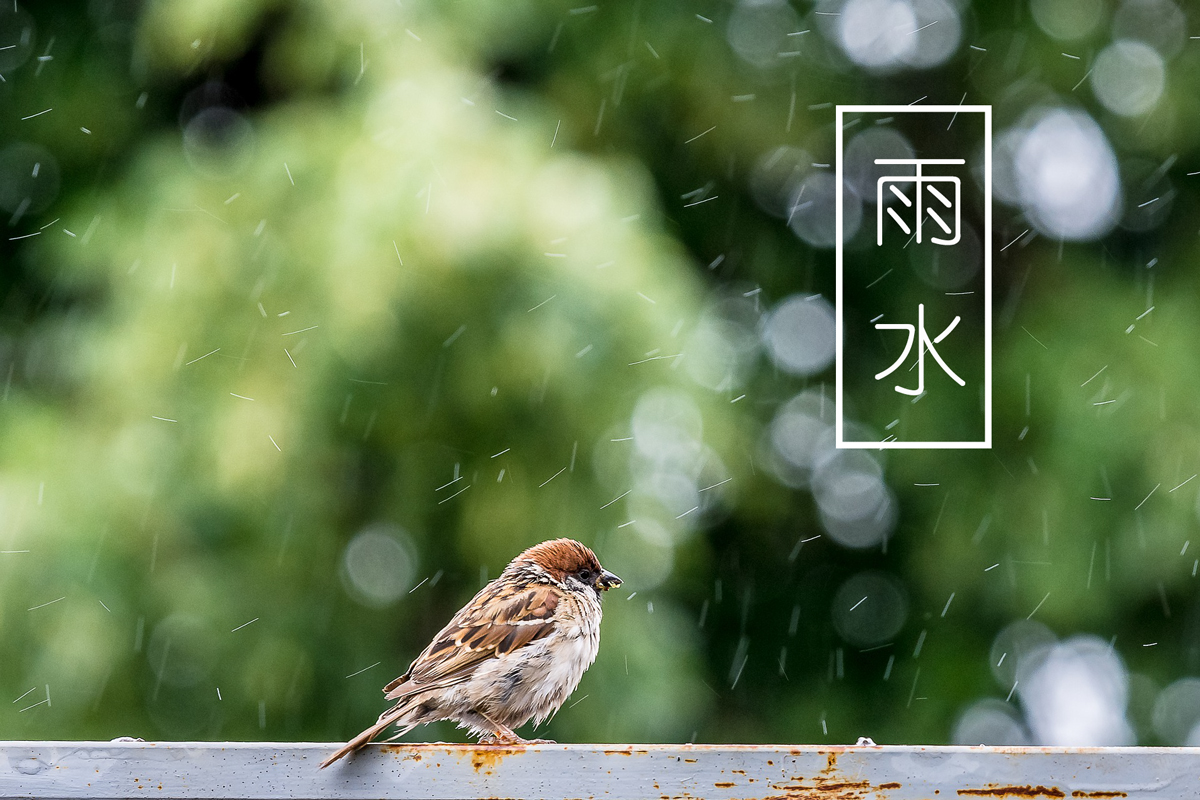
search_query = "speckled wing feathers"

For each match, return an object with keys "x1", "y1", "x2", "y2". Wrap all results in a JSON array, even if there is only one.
[{"x1": 383, "y1": 581, "x2": 560, "y2": 700}]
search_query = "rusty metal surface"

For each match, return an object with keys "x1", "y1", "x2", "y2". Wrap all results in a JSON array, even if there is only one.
[{"x1": 1, "y1": 741, "x2": 1198, "y2": 800}]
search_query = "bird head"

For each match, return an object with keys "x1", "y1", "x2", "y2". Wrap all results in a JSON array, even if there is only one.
[{"x1": 516, "y1": 538, "x2": 622, "y2": 595}]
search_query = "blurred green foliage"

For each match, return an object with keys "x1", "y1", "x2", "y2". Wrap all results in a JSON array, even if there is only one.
[{"x1": 3, "y1": 0, "x2": 1200, "y2": 748}]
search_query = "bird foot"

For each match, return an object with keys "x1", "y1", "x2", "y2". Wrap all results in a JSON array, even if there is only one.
[
  {"x1": 478, "y1": 734, "x2": 556, "y2": 746},
  {"x1": 478, "y1": 734, "x2": 516, "y2": 745}
]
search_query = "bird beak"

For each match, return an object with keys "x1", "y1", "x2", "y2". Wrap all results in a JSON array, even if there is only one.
[{"x1": 597, "y1": 570, "x2": 622, "y2": 591}]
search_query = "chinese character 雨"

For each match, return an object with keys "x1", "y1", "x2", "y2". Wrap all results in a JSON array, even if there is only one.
[
  {"x1": 875, "y1": 304, "x2": 965, "y2": 396},
  {"x1": 875, "y1": 158, "x2": 964, "y2": 246}
]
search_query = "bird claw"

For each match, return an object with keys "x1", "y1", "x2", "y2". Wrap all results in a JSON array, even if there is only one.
[
  {"x1": 478, "y1": 734, "x2": 556, "y2": 746},
  {"x1": 478, "y1": 734, "x2": 514, "y2": 746}
]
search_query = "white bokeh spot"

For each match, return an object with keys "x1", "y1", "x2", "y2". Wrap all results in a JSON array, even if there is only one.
[{"x1": 1014, "y1": 109, "x2": 1122, "y2": 241}]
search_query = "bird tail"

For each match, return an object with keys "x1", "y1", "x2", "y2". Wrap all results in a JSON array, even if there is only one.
[{"x1": 320, "y1": 706, "x2": 412, "y2": 769}]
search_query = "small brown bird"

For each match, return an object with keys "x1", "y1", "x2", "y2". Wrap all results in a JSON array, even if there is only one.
[{"x1": 321, "y1": 538, "x2": 622, "y2": 768}]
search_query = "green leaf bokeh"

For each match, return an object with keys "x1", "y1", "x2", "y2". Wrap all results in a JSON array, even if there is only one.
[{"x1": 3, "y1": 0, "x2": 1200, "y2": 747}]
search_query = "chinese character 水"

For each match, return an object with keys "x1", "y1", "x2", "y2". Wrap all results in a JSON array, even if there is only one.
[{"x1": 875, "y1": 303, "x2": 965, "y2": 396}]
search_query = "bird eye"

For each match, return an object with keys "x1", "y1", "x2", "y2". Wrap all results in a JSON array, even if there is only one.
[{"x1": 578, "y1": 569, "x2": 592, "y2": 581}]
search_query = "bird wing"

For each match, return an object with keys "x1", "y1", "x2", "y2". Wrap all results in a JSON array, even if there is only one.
[{"x1": 383, "y1": 580, "x2": 561, "y2": 700}]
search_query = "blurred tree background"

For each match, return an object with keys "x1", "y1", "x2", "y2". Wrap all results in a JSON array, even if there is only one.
[{"x1": 3, "y1": 0, "x2": 1200, "y2": 748}]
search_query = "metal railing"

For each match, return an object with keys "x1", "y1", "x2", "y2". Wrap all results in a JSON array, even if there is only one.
[{"x1": 2, "y1": 741, "x2": 1198, "y2": 799}]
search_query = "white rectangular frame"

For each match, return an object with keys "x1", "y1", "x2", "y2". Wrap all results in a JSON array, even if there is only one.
[{"x1": 835, "y1": 104, "x2": 992, "y2": 450}]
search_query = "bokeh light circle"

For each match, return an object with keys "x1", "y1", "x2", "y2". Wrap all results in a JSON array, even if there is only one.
[
  {"x1": 1151, "y1": 677, "x2": 1200, "y2": 745},
  {"x1": 789, "y1": 171, "x2": 862, "y2": 248},
  {"x1": 813, "y1": 448, "x2": 897, "y2": 549},
  {"x1": 1030, "y1": 0, "x2": 1105, "y2": 41},
  {"x1": 726, "y1": 0, "x2": 802, "y2": 70},
  {"x1": 902, "y1": 0, "x2": 962, "y2": 69},
  {"x1": 819, "y1": 489, "x2": 898, "y2": 549},
  {"x1": 1017, "y1": 635, "x2": 1134, "y2": 746},
  {"x1": 1112, "y1": 0, "x2": 1186, "y2": 59},
  {"x1": 684, "y1": 295, "x2": 761, "y2": 391},
  {"x1": 750, "y1": 147, "x2": 813, "y2": 219},
  {"x1": 844, "y1": 128, "x2": 914, "y2": 202},
  {"x1": 0, "y1": 4, "x2": 36, "y2": 72},
  {"x1": 182, "y1": 106, "x2": 256, "y2": 178},
  {"x1": 953, "y1": 699, "x2": 1032, "y2": 745},
  {"x1": 627, "y1": 469, "x2": 701, "y2": 533},
  {"x1": 340, "y1": 524, "x2": 417, "y2": 608},
  {"x1": 684, "y1": 316, "x2": 754, "y2": 391},
  {"x1": 1015, "y1": 109, "x2": 1121, "y2": 241},
  {"x1": 762, "y1": 294, "x2": 835, "y2": 377},
  {"x1": 837, "y1": 0, "x2": 917, "y2": 70},
  {"x1": 990, "y1": 619, "x2": 1057, "y2": 688},
  {"x1": 830, "y1": 570, "x2": 908, "y2": 646},
  {"x1": 1091, "y1": 40, "x2": 1165, "y2": 118},
  {"x1": 989, "y1": 128, "x2": 1026, "y2": 206},
  {"x1": 768, "y1": 389, "x2": 835, "y2": 488},
  {"x1": 604, "y1": 521, "x2": 675, "y2": 591},
  {"x1": 632, "y1": 388, "x2": 704, "y2": 466},
  {"x1": 813, "y1": 449, "x2": 884, "y2": 521}
]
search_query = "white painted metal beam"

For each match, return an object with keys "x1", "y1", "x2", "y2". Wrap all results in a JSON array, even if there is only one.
[{"x1": 2, "y1": 741, "x2": 1198, "y2": 799}]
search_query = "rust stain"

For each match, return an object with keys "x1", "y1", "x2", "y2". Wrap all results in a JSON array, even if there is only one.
[
  {"x1": 958, "y1": 787, "x2": 1066, "y2": 798},
  {"x1": 466, "y1": 747, "x2": 524, "y2": 775},
  {"x1": 766, "y1": 748, "x2": 908, "y2": 799},
  {"x1": 379, "y1": 744, "x2": 430, "y2": 765},
  {"x1": 770, "y1": 775, "x2": 901, "y2": 799},
  {"x1": 714, "y1": 781, "x2": 736, "y2": 788},
  {"x1": 471, "y1": 749, "x2": 505, "y2": 775},
  {"x1": 1070, "y1": 793, "x2": 1127, "y2": 799}
]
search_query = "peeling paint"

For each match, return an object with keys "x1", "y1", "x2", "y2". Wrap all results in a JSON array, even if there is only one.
[
  {"x1": 769, "y1": 775, "x2": 901, "y2": 800},
  {"x1": 958, "y1": 787, "x2": 1066, "y2": 798}
]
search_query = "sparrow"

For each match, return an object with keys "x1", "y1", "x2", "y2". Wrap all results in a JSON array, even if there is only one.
[{"x1": 321, "y1": 538, "x2": 622, "y2": 767}]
